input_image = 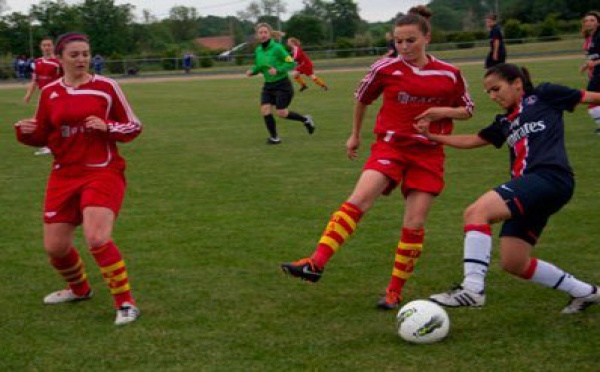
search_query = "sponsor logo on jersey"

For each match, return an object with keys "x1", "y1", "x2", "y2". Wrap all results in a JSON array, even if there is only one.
[
  {"x1": 392, "y1": 70, "x2": 403, "y2": 76},
  {"x1": 50, "y1": 92, "x2": 59, "y2": 99},
  {"x1": 377, "y1": 159, "x2": 391, "y2": 165},
  {"x1": 45, "y1": 211, "x2": 57, "y2": 218},
  {"x1": 507, "y1": 120, "x2": 546, "y2": 147},
  {"x1": 397, "y1": 91, "x2": 443, "y2": 105}
]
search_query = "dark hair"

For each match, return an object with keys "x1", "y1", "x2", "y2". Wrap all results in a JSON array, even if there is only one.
[
  {"x1": 485, "y1": 13, "x2": 497, "y2": 21},
  {"x1": 485, "y1": 63, "x2": 534, "y2": 93},
  {"x1": 396, "y1": 6, "x2": 433, "y2": 34},
  {"x1": 585, "y1": 11, "x2": 600, "y2": 23},
  {"x1": 41, "y1": 36, "x2": 53, "y2": 42},
  {"x1": 408, "y1": 5, "x2": 433, "y2": 20},
  {"x1": 55, "y1": 32, "x2": 89, "y2": 55}
]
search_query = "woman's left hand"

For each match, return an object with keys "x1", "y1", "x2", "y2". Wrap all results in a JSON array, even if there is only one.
[{"x1": 84, "y1": 116, "x2": 108, "y2": 132}]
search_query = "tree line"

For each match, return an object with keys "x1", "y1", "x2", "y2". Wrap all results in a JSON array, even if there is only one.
[{"x1": 0, "y1": 0, "x2": 598, "y2": 61}]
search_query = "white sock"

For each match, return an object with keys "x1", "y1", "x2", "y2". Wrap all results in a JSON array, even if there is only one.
[
  {"x1": 528, "y1": 259, "x2": 594, "y2": 298},
  {"x1": 461, "y1": 230, "x2": 492, "y2": 294},
  {"x1": 588, "y1": 107, "x2": 600, "y2": 127}
]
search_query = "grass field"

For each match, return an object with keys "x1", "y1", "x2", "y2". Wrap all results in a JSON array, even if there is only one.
[{"x1": 1, "y1": 57, "x2": 599, "y2": 371}]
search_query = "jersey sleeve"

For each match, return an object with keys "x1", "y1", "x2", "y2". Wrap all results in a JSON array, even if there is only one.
[
  {"x1": 273, "y1": 44, "x2": 296, "y2": 73},
  {"x1": 106, "y1": 82, "x2": 142, "y2": 143},
  {"x1": 15, "y1": 90, "x2": 50, "y2": 147},
  {"x1": 536, "y1": 83, "x2": 582, "y2": 112},
  {"x1": 490, "y1": 27, "x2": 502, "y2": 40},
  {"x1": 453, "y1": 70, "x2": 475, "y2": 115},
  {"x1": 477, "y1": 115, "x2": 506, "y2": 148},
  {"x1": 354, "y1": 66, "x2": 384, "y2": 105}
]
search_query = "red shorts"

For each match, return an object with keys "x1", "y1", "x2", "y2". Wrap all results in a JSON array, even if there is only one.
[
  {"x1": 296, "y1": 63, "x2": 314, "y2": 76},
  {"x1": 44, "y1": 168, "x2": 126, "y2": 225},
  {"x1": 363, "y1": 140, "x2": 445, "y2": 197}
]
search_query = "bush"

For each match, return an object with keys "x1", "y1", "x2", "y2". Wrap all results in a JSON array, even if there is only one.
[
  {"x1": 107, "y1": 53, "x2": 125, "y2": 74},
  {"x1": 199, "y1": 52, "x2": 213, "y2": 68},
  {"x1": 0, "y1": 63, "x2": 13, "y2": 80},
  {"x1": 162, "y1": 46, "x2": 181, "y2": 71},
  {"x1": 504, "y1": 19, "x2": 526, "y2": 44},
  {"x1": 335, "y1": 38, "x2": 354, "y2": 58},
  {"x1": 538, "y1": 13, "x2": 561, "y2": 41},
  {"x1": 447, "y1": 32, "x2": 476, "y2": 49}
]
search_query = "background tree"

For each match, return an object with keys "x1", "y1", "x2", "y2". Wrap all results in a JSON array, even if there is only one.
[
  {"x1": 327, "y1": 0, "x2": 360, "y2": 39},
  {"x1": 285, "y1": 14, "x2": 326, "y2": 45},
  {"x1": 77, "y1": 0, "x2": 134, "y2": 56},
  {"x1": 30, "y1": 0, "x2": 81, "y2": 39},
  {"x1": 167, "y1": 6, "x2": 198, "y2": 42}
]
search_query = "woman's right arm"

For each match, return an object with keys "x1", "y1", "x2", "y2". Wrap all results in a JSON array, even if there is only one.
[
  {"x1": 414, "y1": 121, "x2": 489, "y2": 149},
  {"x1": 347, "y1": 101, "x2": 368, "y2": 159}
]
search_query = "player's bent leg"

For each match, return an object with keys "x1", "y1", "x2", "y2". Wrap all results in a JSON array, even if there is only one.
[{"x1": 43, "y1": 223, "x2": 93, "y2": 304}]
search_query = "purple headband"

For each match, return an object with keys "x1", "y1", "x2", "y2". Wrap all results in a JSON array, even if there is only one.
[{"x1": 55, "y1": 34, "x2": 89, "y2": 55}]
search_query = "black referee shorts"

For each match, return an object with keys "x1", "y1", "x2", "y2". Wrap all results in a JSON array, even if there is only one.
[{"x1": 261, "y1": 78, "x2": 294, "y2": 109}]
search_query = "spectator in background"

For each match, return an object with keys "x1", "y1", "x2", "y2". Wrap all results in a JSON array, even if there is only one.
[
  {"x1": 183, "y1": 52, "x2": 193, "y2": 73},
  {"x1": 579, "y1": 11, "x2": 600, "y2": 134},
  {"x1": 93, "y1": 54, "x2": 104, "y2": 75},
  {"x1": 17, "y1": 55, "x2": 28, "y2": 80},
  {"x1": 485, "y1": 13, "x2": 507, "y2": 69},
  {"x1": 382, "y1": 32, "x2": 397, "y2": 58}
]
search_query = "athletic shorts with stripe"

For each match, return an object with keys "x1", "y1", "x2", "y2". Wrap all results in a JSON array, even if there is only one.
[
  {"x1": 494, "y1": 170, "x2": 574, "y2": 245},
  {"x1": 363, "y1": 140, "x2": 445, "y2": 197},
  {"x1": 44, "y1": 168, "x2": 126, "y2": 225}
]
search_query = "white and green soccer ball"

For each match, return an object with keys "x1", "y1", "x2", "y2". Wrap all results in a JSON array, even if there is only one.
[{"x1": 396, "y1": 300, "x2": 450, "y2": 344}]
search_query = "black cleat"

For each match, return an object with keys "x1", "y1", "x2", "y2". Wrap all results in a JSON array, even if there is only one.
[
  {"x1": 376, "y1": 290, "x2": 402, "y2": 310},
  {"x1": 303, "y1": 115, "x2": 315, "y2": 135},
  {"x1": 299, "y1": 85, "x2": 308, "y2": 92},
  {"x1": 281, "y1": 257, "x2": 323, "y2": 283}
]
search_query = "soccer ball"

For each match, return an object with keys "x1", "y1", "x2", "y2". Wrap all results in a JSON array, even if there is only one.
[{"x1": 396, "y1": 300, "x2": 450, "y2": 344}]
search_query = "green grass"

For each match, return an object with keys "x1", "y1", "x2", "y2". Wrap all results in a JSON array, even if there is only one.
[{"x1": 1, "y1": 57, "x2": 599, "y2": 371}]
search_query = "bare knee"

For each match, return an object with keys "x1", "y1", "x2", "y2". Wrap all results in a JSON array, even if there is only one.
[
  {"x1": 276, "y1": 109, "x2": 288, "y2": 118},
  {"x1": 463, "y1": 203, "x2": 487, "y2": 224}
]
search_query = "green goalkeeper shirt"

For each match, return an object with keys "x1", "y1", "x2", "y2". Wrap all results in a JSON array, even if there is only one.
[{"x1": 250, "y1": 39, "x2": 296, "y2": 83}]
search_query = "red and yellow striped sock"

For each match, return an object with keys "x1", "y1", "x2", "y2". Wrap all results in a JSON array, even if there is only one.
[
  {"x1": 312, "y1": 75, "x2": 327, "y2": 88},
  {"x1": 90, "y1": 240, "x2": 134, "y2": 308},
  {"x1": 293, "y1": 75, "x2": 307, "y2": 88},
  {"x1": 387, "y1": 228, "x2": 424, "y2": 295},
  {"x1": 49, "y1": 247, "x2": 91, "y2": 296},
  {"x1": 312, "y1": 202, "x2": 363, "y2": 268}
]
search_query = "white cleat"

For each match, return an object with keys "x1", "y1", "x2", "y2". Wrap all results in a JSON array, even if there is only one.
[
  {"x1": 561, "y1": 286, "x2": 600, "y2": 314},
  {"x1": 115, "y1": 302, "x2": 140, "y2": 325},
  {"x1": 429, "y1": 285, "x2": 486, "y2": 308},
  {"x1": 43, "y1": 289, "x2": 93, "y2": 304},
  {"x1": 34, "y1": 147, "x2": 52, "y2": 156}
]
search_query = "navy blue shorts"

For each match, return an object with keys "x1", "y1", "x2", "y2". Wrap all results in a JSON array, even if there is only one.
[
  {"x1": 261, "y1": 78, "x2": 294, "y2": 109},
  {"x1": 587, "y1": 74, "x2": 600, "y2": 93},
  {"x1": 494, "y1": 171, "x2": 574, "y2": 245}
]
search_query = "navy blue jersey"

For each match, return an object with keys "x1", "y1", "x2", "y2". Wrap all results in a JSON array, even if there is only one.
[
  {"x1": 586, "y1": 28, "x2": 600, "y2": 76},
  {"x1": 478, "y1": 83, "x2": 582, "y2": 178},
  {"x1": 489, "y1": 24, "x2": 506, "y2": 58}
]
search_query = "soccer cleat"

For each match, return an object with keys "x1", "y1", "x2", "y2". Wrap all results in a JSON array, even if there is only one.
[
  {"x1": 561, "y1": 286, "x2": 600, "y2": 314},
  {"x1": 280, "y1": 257, "x2": 323, "y2": 283},
  {"x1": 34, "y1": 147, "x2": 52, "y2": 156},
  {"x1": 303, "y1": 115, "x2": 315, "y2": 135},
  {"x1": 299, "y1": 85, "x2": 308, "y2": 92},
  {"x1": 429, "y1": 285, "x2": 485, "y2": 308},
  {"x1": 321, "y1": 86, "x2": 329, "y2": 91},
  {"x1": 595, "y1": 128, "x2": 600, "y2": 135},
  {"x1": 266, "y1": 137, "x2": 282, "y2": 145},
  {"x1": 376, "y1": 289, "x2": 402, "y2": 310},
  {"x1": 115, "y1": 302, "x2": 140, "y2": 325},
  {"x1": 43, "y1": 288, "x2": 93, "y2": 304}
]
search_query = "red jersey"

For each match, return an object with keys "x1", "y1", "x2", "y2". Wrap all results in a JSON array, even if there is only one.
[
  {"x1": 355, "y1": 55, "x2": 474, "y2": 146},
  {"x1": 16, "y1": 75, "x2": 142, "y2": 171},
  {"x1": 291, "y1": 45, "x2": 313, "y2": 69},
  {"x1": 32, "y1": 57, "x2": 62, "y2": 88}
]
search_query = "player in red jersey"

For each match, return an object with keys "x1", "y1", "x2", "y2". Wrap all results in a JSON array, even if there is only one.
[
  {"x1": 14, "y1": 33, "x2": 142, "y2": 325},
  {"x1": 286, "y1": 37, "x2": 328, "y2": 92},
  {"x1": 24, "y1": 36, "x2": 63, "y2": 156},
  {"x1": 281, "y1": 7, "x2": 474, "y2": 310}
]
